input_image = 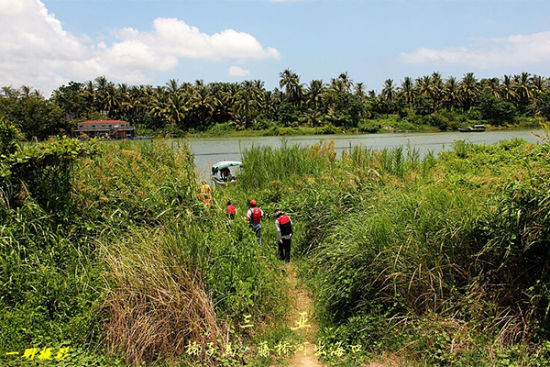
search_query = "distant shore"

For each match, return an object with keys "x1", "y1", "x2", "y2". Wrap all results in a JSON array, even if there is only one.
[{"x1": 181, "y1": 121, "x2": 542, "y2": 139}]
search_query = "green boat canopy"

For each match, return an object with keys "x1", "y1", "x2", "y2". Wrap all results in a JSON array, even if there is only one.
[{"x1": 211, "y1": 161, "x2": 242, "y2": 174}]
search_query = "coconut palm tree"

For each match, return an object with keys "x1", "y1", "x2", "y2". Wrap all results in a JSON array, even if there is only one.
[
  {"x1": 401, "y1": 76, "x2": 414, "y2": 107},
  {"x1": 354, "y1": 82, "x2": 366, "y2": 98},
  {"x1": 430, "y1": 72, "x2": 444, "y2": 111},
  {"x1": 443, "y1": 76, "x2": 459, "y2": 111},
  {"x1": 459, "y1": 72, "x2": 479, "y2": 111},
  {"x1": 279, "y1": 69, "x2": 302, "y2": 104},
  {"x1": 501, "y1": 75, "x2": 516, "y2": 102},
  {"x1": 307, "y1": 80, "x2": 324, "y2": 110},
  {"x1": 530, "y1": 75, "x2": 546, "y2": 97},
  {"x1": 381, "y1": 79, "x2": 396, "y2": 101},
  {"x1": 166, "y1": 79, "x2": 181, "y2": 94}
]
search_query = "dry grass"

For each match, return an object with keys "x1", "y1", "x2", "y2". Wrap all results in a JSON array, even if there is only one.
[{"x1": 101, "y1": 228, "x2": 225, "y2": 365}]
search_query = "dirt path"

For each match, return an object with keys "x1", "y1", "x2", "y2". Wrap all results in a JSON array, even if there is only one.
[
  {"x1": 283, "y1": 263, "x2": 326, "y2": 367},
  {"x1": 279, "y1": 263, "x2": 403, "y2": 367}
]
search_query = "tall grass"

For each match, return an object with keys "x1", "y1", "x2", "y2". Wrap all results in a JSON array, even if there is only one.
[
  {"x1": 239, "y1": 140, "x2": 336, "y2": 189},
  {"x1": 73, "y1": 139, "x2": 198, "y2": 227},
  {"x1": 2, "y1": 138, "x2": 288, "y2": 366},
  {"x1": 236, "y1": 137, "x2": 550, "y2": 364},
  {"x1": 102, "y1": 225, "x2": 222, "y2": 365}
]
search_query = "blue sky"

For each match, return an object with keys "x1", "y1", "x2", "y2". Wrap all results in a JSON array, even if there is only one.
[{"x1": 2, "y1": 0, "x2": 550, "y2": 95}]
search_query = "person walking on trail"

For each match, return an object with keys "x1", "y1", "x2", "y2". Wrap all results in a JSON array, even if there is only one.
[
  {"x1": 246, "y1": 200, "x2": 264, "y2": 243},
  {"x1": 274, "y1": 209, "x2": 293, "y2": 262},
  {"x1": 227, "y1": 200, "x2": 236, "y2": 220}
]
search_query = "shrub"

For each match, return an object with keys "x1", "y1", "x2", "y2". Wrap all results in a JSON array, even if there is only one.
[
  {"x1": 357, "y1": 119, "x2": 380, "y2": 133},
  {"x1": 478, "y1": 93, "x2": 517, "y2": 125}
]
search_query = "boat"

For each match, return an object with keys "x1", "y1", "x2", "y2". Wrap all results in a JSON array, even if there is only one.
[
  {"x1": 459, "y1": 124, "x2": 486, "y2": 132},
  {"x1": 211, "y1": 161, "x2": 242, "y2": 186}
]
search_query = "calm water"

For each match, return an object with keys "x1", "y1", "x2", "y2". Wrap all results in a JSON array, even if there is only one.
[{"x1": 186, "y1": 129, "x2": 544, "y2": 178}]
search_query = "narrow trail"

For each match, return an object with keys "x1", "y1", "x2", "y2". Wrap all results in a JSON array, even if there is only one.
[
  {"x1": 278, "y1": 263, "x2": 402, "y2": 367},
  {"x1": 282, "y1": 263, "x2": 326, "y2": 367}
]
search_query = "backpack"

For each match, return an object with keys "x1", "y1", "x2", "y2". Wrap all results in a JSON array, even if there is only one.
[{"x1": 277, "y1": 215, "x2": 292, "y2": 236}]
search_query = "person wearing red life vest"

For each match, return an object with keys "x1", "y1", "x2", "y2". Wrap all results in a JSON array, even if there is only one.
[
  {"x1": 246, "y1": 200, "x2": 264, "y2": 243},
  {"x1": 274, "y1": 209, "x2": 293, "y2": 262},
  {"x1": 227, "y1": 200, "x2": 236, "y2": 220}
]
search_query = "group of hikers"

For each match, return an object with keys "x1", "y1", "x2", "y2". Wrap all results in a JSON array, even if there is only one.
[{"x1": 199, "y1": 183, "x2": 293, "y2": 262}]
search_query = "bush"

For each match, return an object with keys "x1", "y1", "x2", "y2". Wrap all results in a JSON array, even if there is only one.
[
  {"x1": 206, "y1": 122, "x2": 236, "y2": 135},
  {"x1": 0, "y1": 119, "x2": 24, "y2": 154},
  {"x1": 478, "y1": 93, "x2": 517, "y2": 125},
  {"x1": 357, "y1": 119, "x2": 380, "y2": 133},
  {"x1": 536, "y1": 91, "x2": 550, "y2": 121}
]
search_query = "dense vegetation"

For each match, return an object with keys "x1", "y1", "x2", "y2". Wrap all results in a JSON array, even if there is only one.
[
  {"x1": 2, "y1": 113, "x2": 549, "y2": 366},
  {"x1": 0, "y1": 121, "x2": 289, "y2": 366},
  {"x1": 1, "y1": 71, "x2": 550, "y2": 139},
  {"x1": 231, "y1": 127, "x2": 550, "y2": 366}
]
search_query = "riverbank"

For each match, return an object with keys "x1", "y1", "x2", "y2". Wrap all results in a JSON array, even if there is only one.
[{"x1": 176, "y1": 116, "x2": 545, "y2": 139}]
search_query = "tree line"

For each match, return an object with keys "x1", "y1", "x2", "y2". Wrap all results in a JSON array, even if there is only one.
[{"x1": 1, "y1": 71, "x2": 550, "y2": 139}]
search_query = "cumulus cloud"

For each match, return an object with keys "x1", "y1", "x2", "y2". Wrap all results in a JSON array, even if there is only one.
[
  {"x1": 228, "y1": 66, "x2": 250, "y2": 77},
  {"x1": 0, "y1": 0, "x2": 280, "y2": 95},
  {"x1": 400, "y1": 31, "x2": 550, "y2": 68}
]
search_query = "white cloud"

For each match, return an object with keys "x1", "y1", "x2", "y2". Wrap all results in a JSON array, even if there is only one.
[
  {"x1": 228, "y1": 66, "x2": 250, "y2": 77},
  {"x1": 400, "y1": 31, "x2": 550, "y2": 68},
  {"x1": 0, "y1": 0, "x2": 280, "y2": 95}
]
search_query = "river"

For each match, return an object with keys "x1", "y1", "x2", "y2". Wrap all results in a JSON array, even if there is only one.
[{"x1": 186, "y1": 129, "x2": 544, "y2": 178}]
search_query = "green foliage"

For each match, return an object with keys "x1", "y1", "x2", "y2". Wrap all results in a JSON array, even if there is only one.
[
  {"x1": 0, "y1": 119, "x2": 24, "y2": 155},
  {"x1": 3, "y1": 72, "x2": 549, "y2": 140},
  {"x1": 73, "y1": 140, "x2": 197, "y2": 226},
  {"x1": 207, "y1": 122, "x2": 237, "y2": 135},
  {"x1": 2, "y1": 138, "x2": 288, "y2": 366},
  {"x1": 0, "y1": 94, "x2": 67, "y2": 139},
  {"x1": 236, "y1": 138, "x2": 550, "y2": 366},
  {"x1": 478, "y1": 92, "x2": 517, "y2": 125},
  {"x1": 1, "y1": 136, "x2": 96, "y2": 214},
  {"x1": 515, "y1": 115, "x2": 546, "y2": 129},
  {"x1": 0, "y1": 137, "x2": 101, "y2": 352},
  {"x1": 536, "y1": 91, "x2": 550, "y2": 120},
  {"x1": 357, "y1": 119, "x2": 380, "y2": 133}
]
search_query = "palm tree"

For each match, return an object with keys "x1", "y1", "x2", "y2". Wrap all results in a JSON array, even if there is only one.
[
  {"x1": 166, "y1": 79, "x2": 181, "y2": 94},
  {"x1": 354, "y1": 82, "x2": 366, "y2": 98},
  {"x1": 430, "y1": 72, "x2": 444, "y2": 111},
  {"x1": 381, "y1": 79, "x2": 396, "y2": 101},
  {"x1": 531, "y1": 75, "x2": 546, "y2": 97},
  {"x1": 417, "y1": 75, "x2": 432, "y2": 99},
  {"x1": 20, "y1": 85, "x2": 32, "y2": 98},
  {"x1": 485, "y1": 77, "x2": 501, "y2": 98},
  {"x1": 337, "y1": 72, "x2": 353, "y2": 93},
  {"x1": 501, "y1": 75, "x2": 516, "y2": 102},
  {"x1": 279, "y1": 69, "x2": 302, "y2": 103},
  {"x1": 401, "y1": 77, "x2": 414, "y2": 107},
  {"x1": 307, "y1": 80, "x2": 324, "y2": 109},
  {"x1": 514, "y1": 72, "x2": 533, "y2": 111},
  {"x1": 459, "y1": 72, "x2": 479, "y2": 111},
  {"x1": 443, "y1": 76, "x2": 459, "y2": 110}
]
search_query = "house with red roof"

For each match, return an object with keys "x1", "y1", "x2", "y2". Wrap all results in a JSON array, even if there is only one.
[{"x1": 73, "y1": 120, "x2": 136, "y2": 139}]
